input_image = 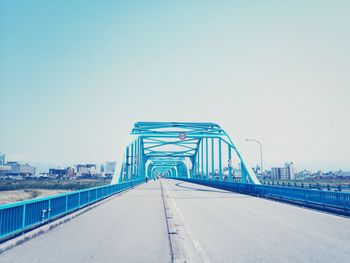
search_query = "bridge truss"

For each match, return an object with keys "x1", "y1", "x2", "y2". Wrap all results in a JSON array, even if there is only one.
[{"x1": 112, "y1": 122, "x2": 260, "y2": 185}]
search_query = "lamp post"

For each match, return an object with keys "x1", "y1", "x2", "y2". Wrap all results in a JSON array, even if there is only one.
[{"x1": 245, "y1": 139, "x2": 263, "y2": 176}]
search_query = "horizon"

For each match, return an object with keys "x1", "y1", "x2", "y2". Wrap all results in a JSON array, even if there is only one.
[
  {"x1": 2, "y1": 149, "x2": 349, "y2": 174},
  {"x1": 1, "y1": 1, "x2": 349, "y2": 172}
]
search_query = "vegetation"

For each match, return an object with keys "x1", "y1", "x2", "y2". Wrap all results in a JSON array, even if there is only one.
[
  {"x1": 0, "y1": 189, "x2": 71, "y2": 205},
  {"x1": 24, "y1": 189, "x2": 40, "y2": 199},
  {"x1": 0, "y1": 178, "x2": 112, "y2": 191}
]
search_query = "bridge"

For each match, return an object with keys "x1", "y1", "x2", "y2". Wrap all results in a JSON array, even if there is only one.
[{"x1": 1, "y1": 122, "x2": 350, "y2": 262}]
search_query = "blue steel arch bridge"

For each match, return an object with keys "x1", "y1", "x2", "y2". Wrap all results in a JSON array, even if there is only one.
[
  {"x1": 112, "y1": 122, "x2": 260, "y2": 185},
  {"x1": 1, "y1": 121, "x2": 350, "y2": 263}
]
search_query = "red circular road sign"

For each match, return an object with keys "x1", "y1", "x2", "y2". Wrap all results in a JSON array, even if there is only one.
[{"x1": 178, "y1": 132, "x2": 187, "y2": 140}]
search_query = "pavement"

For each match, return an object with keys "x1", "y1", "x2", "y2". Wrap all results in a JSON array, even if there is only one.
[
  {"x1": 1, "y1": 180, "x2": 171, "y2": 263},
  {"x1": 2, "y1": 179, "x2": 350, "y2": 263},
  {"x1": 163, "y1": 179, "x2": 350, "y2": 263}
]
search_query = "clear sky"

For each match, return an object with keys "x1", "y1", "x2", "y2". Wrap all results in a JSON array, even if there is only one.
[{"x1": 1, "y1": 0, "x2": 349, "y2": 171}]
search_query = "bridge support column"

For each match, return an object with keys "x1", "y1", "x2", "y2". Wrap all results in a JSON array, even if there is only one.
[
  {"x1": 201, "y1": 139, "x2": 204, "y2": 179},
  {"x1": 196, "y1": 148, "x2": 199, "y2": 178},
  {"x1": 125, "y1": 146, "x2": 129, "y2": 180},
  {"x1": 228, "y1": 145, "x2": 232, "y2": 181},
  {"x1": 218, "y1": 138, "x2": 222, "y2": 181},
  {"x1": 241, "y1": 162, "x2": 247, "y2": 183},
  {"x1": 131, "y1": 143, "x2": 134, "y2": 179},
  {"x1": 211, "y1": 138, "x2": 215, "y2": 180},
  {"x1": 206, "y1": 138, "x2": 209, "y2": 179}
]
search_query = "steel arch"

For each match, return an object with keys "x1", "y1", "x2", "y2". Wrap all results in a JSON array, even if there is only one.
[{"x1": 112, "y1": 122, "x2": 260, "y2": 185}]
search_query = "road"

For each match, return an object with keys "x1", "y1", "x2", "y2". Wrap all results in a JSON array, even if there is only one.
[
  {"x1": 1, "y1": 179, "x2": 350, "y2": 262},
  {"x1": 1, "y1": 181, "x2": 171, "y2": 263},
  {"x1": 162, "y1": 179, "x2": 350, "y2": 262}
]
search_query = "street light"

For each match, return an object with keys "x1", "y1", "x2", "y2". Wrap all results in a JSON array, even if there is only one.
[{"x1": 245, "y1": 139, "x2": 263, "y2": 176}]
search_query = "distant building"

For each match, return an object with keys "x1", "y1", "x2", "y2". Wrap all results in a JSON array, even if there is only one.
[
  {"x1": 7, "y1": 162, "x2": 36, "y2": 176},
  {"x1": 271, "y1": 162, "x2": 295, "y2": 180},
  {"x1": 76, "y1": 164, "x2": 98, "y2": 177},
  {"x1": 0, "y1": 152, "x2": 10, "y2": 176},
  {"x1": 85, "y1": 164, "x2": 97, "y2": 169},
  {"x1": 285, "y1": 162, "x2": 295, "y2": 180},
  {"x1": 0, "y1": 152, "x2": 5, "y2": 165},
  {"x1": 0, "y1": 165, "x2": 11, "y2": 176},
  {"x1": 49, "y1": 168, "x2": 67, "y2": 177},
  {"x1": 89, "y1": 167, "x2": 100, "y2": 176},
  {"x1": 66, "y1": 167, "x2": 75, "y2": 177},
  {"x1": 100, "y1": 164, "x2": 105, "y2": 173},
  {"x1": 105, "y1": 161, "x2": 116, "y2": 175},
  {"x1": 232, "y1": 168, "x2": 241, "y2": 180},
  {"x1": 76, "y1": 166, "x2": 90, "y2": 177}
]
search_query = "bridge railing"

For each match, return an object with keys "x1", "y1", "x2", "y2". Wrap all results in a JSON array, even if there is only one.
[
  {"x1": 176, "y1": 178, "x2": 350, "y2": 214},
  {"x1": 0, "y1": 179, "x2": 143, "y2": 241}
]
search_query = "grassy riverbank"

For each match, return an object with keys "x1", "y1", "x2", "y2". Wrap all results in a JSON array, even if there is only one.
[
  {"x1": 0, "y1": 178, "x2": 112, "y2": 205},
  {"x1": 0, "y1": 189, "x2": 70, "y2": 205}
]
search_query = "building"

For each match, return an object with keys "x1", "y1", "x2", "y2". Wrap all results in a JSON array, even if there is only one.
[
  {"x1": 0, "y1": 152, "x2": 5, "y2": 165},
  {"x1": 76, "y1": 164, "x2": 99, "y2": 177},
  {"x1": 76, "y1": 166, "x2": 90, "y2": 177},
  {"x1": 49, "y1": 168, "x2": 67, "y2": 177},
  {"x1": 0, "y1": 152, "x2": 11, "y2": 176},
  {"x1": 105, "y1": 161, "x2": 116, "y2": 175},
  {"x1": 6, "y1": 162, "x2": 36, "y2": 176},
  {"x1": 0, "y1": 165, "x2": 11, "y2": 177},
  {"x1": 66, "y1": 167, "x2": 75, "y2": 177},
  {"x1": 85, "y1": 164, "x2": 97, "y2": 169},
  {"x1": 0, "y1": 153, "x2": 36, "y2": 177},
  {"x1": 285, "y1": 162, "x2": 295, "y2": 180},
  {"x1": 271, "y1": 162, "x2": 295, "y2": 180}
]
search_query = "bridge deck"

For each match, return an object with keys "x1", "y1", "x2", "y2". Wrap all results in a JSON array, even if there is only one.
[
  {"x1": 163, "y1": 180, "x2": 350, "y2": 262},
  {"x1": 1, "y1": 181, "x2": 171, "y2": 263},
  {"x1": 2, "y1": 179, "x2": 350, "y2": 262}
]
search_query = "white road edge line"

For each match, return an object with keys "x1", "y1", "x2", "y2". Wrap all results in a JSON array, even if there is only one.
[{"x1": 162, "y1": 179, "x2": 210, "y2": 263}]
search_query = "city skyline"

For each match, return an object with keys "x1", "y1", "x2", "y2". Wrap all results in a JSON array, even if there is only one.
[
  {"x1": 1, "y1": 1, "x2": 349, "y2": 171},
  {"x1": 0, "y1": 150, "x2": 347, "y2": 175}
]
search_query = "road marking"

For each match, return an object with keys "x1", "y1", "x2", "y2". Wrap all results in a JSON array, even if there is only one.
[
  {"x1": 160, "y1": 180, "x2": 175, "y2": 263},
  {"x1": 161, "y1": 179, "x2": 210, "y2": 263}
]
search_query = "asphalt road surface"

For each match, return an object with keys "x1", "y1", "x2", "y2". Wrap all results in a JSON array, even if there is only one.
[
  {"x1": 1, "y1": 181, "x2": 171, "y2": 263},
  {"x1": 162, "y1": 179, "x2": 350, "y2": 263},
  {"x1": 2, "y1": 179, "x2": 350, "y2": 263}
]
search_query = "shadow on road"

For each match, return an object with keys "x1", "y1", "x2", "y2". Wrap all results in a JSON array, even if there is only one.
[
  {"x1": 172, "y1": 182, "x2": 246, "y2": 195},
  {"x1": 164, "y1": 182, "x2": 250, "y2": 199},
  {"x1": 173, "y1": 182, "x2": 227, "y2": 193}
]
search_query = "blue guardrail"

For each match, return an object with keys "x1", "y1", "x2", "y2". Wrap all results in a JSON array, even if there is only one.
[
  {"x1": 0, "y1": 179, "x2": 143, "y2": 241},
  {"x1": 176, "y1": 178, "x2": 350, "y2": 215}
]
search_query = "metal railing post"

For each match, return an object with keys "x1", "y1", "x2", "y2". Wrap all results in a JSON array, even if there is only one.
[{"x1": 22, "y1": 204, "x2": 26, "y2": 229}]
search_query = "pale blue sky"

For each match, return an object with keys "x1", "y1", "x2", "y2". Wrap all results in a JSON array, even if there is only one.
[{"x1": 1, "y1": 1, "x2": 349, "y2": 171}]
